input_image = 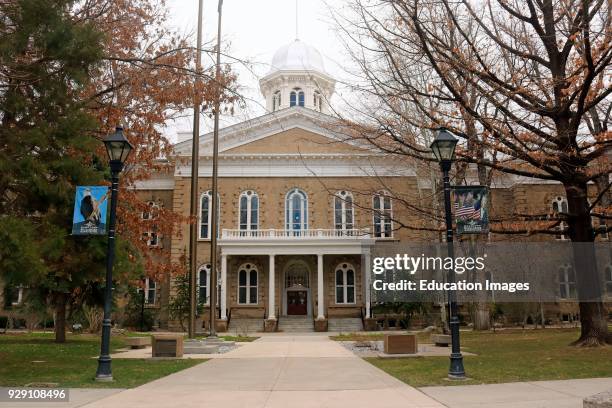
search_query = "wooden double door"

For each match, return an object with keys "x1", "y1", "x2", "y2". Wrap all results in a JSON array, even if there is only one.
[{"x1": 286, "y1": 290, "x2": 308, "y2": 315}]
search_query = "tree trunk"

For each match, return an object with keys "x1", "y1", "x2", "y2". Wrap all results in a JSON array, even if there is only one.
[
  {"x1": 564, "y1": 182, "x2": 611, "y2": 346},
  {"x1": 474, "y1": 306, "x2": 491, "y2": 330},
  {"x1": 54, "y1": 293, "x2": 67, "y2": 343}
]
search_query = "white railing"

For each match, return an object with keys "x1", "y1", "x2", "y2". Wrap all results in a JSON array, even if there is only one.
[{"x1": 221, "y1": 228, "x2": 371, "y2": 240}]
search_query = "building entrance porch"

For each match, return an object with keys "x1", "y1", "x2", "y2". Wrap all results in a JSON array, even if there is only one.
[{"x1": 218, "y1": 230, "x2": 375, "y2": 332}]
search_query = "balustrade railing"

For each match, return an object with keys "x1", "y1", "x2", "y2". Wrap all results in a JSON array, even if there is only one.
[{"x1": 221, "y1": 228, "x2": 370, "y2": 240}]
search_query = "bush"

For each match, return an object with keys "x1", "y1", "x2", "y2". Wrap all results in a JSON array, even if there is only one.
[{"x1": 122, "y1": 287, "x2": 155, "y2": 331}]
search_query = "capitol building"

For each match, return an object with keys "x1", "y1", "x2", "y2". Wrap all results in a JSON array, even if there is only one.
[{"x1": 132, "y1": 39, "x2": 599, "y2": 333}]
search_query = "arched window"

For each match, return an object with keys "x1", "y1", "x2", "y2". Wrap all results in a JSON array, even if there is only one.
[
  {"x1": 290, "y1": 88, "x2": 305, "y2": 107},
  {"x1": 198, "y1": 264, "x2": 220, "y2": 306},
  {"x1": 313, "y1": 91, "x2": 322, "y2": 111},
  {"x1": 238, "y1": 263, "x2": 258, "y2": 304},
  {"x1": 272, "y1": 91, "x2": 281, "y2": 111},
  {"x1": 286, "y1": 189, "x2": 308, "y2": 231},
  {"x1": 142, "y1": 201, "x2": 160, "y2": 247},
  {"x1": 558, "y1": 264, "x2": 576, "y2": 299},
  {"x1": 334, "y1": 191, "x2": 354, "y2": 232},
  {"x1": 373, "y1": 192, "x2": 393, "y2": 238},
  {"x1": 551, "y1": 196, "x2": 569, "y2": 241},
  {"x1": 199, "y1": 191, "x2": 220, "y2": 239},
  {"x1": 137, "y1": 278, "x2": 156, "y2": 305},
  {"x1": 335, "y1": 263, "x2": 355, "y2": 304},
  {"x1": 198, "y1": 264, "x2": 211, "y2": 305},
  {"x1": 239, "y1": 190, "x2": 259, "y2": 231}
]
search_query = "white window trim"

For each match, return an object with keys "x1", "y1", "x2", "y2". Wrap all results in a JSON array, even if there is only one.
[
  {"x1": 238, "y1": 190, "x2": 259, "y2": 231},
  {"x1": 558, "y1": 264, "x2": 576, "y2": 300},
  {"x1": 373, "y1": 192, "x2": 393, "y2": 238},
  {"x1": 237, "y1": 263, "x2": 258, "y2": 305},
  {"x1": 334, "y1": 191, "x2": 355, "y2": 231},
  {"x1": 142, "y1": 201, "x2": 161, "y2": 247},
  {"x1": 285, "y1": 189, "x2": 308, "y2": 231},
  {"x1": 335, "y1": 264, "x2": 356, "y2": 305},
  {"x1": 138, "y1": 278, "x2": 156, "y2": 305},
  {"x1": 11, "y1": 286, "x2": 24, "y2": 306},
  {"x1": 199, "y1": 191, "x2": 220, "y2": 240},
  {"x1": 552, "y1": 196, "x2": 569, "y2": 241},
  {"x1": 290, "y1": 88, "x2": 305, "y2": 107}
]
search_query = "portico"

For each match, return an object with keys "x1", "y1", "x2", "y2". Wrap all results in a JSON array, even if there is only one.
[{"x1": 217, "y1": 229, "x2": 374, "y2": 332}]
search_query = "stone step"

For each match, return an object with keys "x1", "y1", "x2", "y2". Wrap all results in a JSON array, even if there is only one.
[
  {"x1": 328, "y1": 318, "x2": 363, "y2": 332},
  {"x1": 227, "y1": 318, "x2": 263, "y2": 334},
  {"x1": 278, "y1": 317, "x2": 314, "y2": 332}
]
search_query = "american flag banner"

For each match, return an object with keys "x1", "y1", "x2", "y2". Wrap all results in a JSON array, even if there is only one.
[{"x1": 453, "y1": 186, "x2": 489, "y2": 234}]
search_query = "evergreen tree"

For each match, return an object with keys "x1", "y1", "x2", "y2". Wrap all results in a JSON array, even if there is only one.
[{"x1": 0, "y1": 0, "x2": 122, "y2": 342}]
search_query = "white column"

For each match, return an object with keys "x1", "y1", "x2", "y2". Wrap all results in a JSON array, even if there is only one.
[
  {"x1": 268, "y1": 254, "x2": 276, "y2": 320},
  {"x1": 317, "y1": 254, "x2": 325, "y2": 319},
  {"x1": 220, "y1": 254, "x2": 227, "y2": 320},
  {"x1": 364, "y1": 251, "x2": 371, "y2": 318}
]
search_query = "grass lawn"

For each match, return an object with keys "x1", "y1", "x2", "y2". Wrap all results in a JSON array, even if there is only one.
[
  {"x1": 0, "y1": 332, "x2": 204, "y2": 388},
  {"x1": 362, "y1": 328, "x2": 612, "y2": 387}
]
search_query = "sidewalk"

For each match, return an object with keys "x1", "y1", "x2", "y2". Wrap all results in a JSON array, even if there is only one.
[
  {"x1": 81, "y1": 334, "x2": 444, "y2": 408},
  {"x1": 421, "y1": 378, "x2": 612, "y2": 408}
]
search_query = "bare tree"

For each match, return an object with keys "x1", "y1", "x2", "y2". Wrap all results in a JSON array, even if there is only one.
[{"x1": 331, "y1": 0, "x2": 611, "y2": 345}]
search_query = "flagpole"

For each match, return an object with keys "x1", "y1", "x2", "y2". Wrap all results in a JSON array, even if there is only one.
[
  {"x1": 188, "y1": 0, "x2": 204, "y2": 339},
  {"x1": 208, "y1": 0, "x2": 224, "y2": 338}
]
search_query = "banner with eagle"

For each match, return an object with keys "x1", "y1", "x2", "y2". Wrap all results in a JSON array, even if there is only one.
[
  {"x1": 72, "y1": 186, "x2": 109, "y2": 235},
  {"x1": 453, "y1": 186, "x2": 489, "y2": 235}
]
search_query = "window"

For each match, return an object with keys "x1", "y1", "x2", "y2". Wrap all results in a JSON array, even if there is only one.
[
  {"x1": 9, "y1": 286, "x2": 23, "y2": 306},
  {"x1": 334, "y1": 191, "x2": 354, "y2": 232},
  {"x1": 290, "y1": 88, "x2": 305, "y2": 107},
  {"x1": 598, "y1": 218, "x2": 609, "y2": 241},
  {"x1": 198, "y1": 264, "x2": 211, "y2": 305},
  {"x1": 285, "y1": 189, "x2": 308, "y2": 231},
  {"x1": 199, "y1": 191, "x2": 220, "y2": 239},
  {"x1": 239, "y1": 190, "x2": 259, "y2": 231},
  {"x1": 272, "y1": 91, "x2": 281, "y2": 111},
  {"x1": 558, "y1": 264, "x2": 576, "y2": 299},
  {"x1": 551, "y1": 196, "x2": 569, "y2": 241},
  {"x1": 197, "y1": 264, "x2": 220, "y2": 306},
  {"x1": 313, "y1": 91, "x2": 322, "y2": 111},
  {"x1": 142, "y1": 201, "x2": 161, "y2": 247},
  {"x1": 373, "y1": 192, "x2": 393, "y2": 238},
  {"x1": 606, "y1": 264, "x2": 612, "y2": 297},
  {"x1": 335, "y1": 263, "x2": 355, "y2": 304},
  {"x1": 238, "y1": 263, "x2": 258, "y2": 304},
  {"x1": 138, "y1": 278, "x2": 156, "y2": 305}
]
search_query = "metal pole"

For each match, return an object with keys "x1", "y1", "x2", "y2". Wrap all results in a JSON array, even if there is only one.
[
  {"x1": 95, "y1": 164, "x2": 121, "y2": 381},
  {"x1": 441, "y1": 161, "x2": 466, "y2": 379},
  {"x1": 208, "y1": 0, "x2": 223, "y2": 338},
  {"x1": 140, "y1": 276, "x2": 146, "y2": 331},
  {"x1": 188, "y1": 0, "x2": 204, "y2": 339}
]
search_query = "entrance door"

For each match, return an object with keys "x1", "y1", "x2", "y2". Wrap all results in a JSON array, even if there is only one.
[{"x1": 287, "y1": 290, "x2": 307, "y2": 315}]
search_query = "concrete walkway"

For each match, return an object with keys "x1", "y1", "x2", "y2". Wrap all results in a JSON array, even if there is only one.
[
  {"x1": 82, "y1": 334, "x2": 444, "y2": 408},
  {"x1": 421, "y1": 378, "x2": 612, "y2": 408}
]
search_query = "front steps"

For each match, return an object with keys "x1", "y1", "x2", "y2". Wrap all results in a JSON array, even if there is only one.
[
  {"x1": 227, "y1": 318, "x2": 263, "y2": 335},
  {"x1": 328, "y1": 317, "x2": 363, "y2": 333},
  {"x1": 278, "y1": 316, "x2": 314, "y2": 332}
]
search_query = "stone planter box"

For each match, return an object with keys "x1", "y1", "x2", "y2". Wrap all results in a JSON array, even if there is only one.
[
  {"x1": 384, "y1": 334, "x2": 417, "y2": 354},
  {"x1": 314, "y1": 318, "x2": 328, "y2": 332},
  {"x1": 364, "y1": 318, "x2": 378, "y2": 331},
  {"x1": 431, "y1": 334, "x2": 451, "y2": 347},
  {"x1": 152, "y1": 334, "x2": 184, "y2": 358},
  {"x1": 126, "y1": 336, "x2": 151, "y2": 349}
]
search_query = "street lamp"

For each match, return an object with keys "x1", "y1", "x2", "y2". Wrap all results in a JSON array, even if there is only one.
[
  {"x1": 96, "y1": 126, "x2": 133, "y2": 382},
  {"x1": 430, "y1": 127, "x2": 466, "y2": 380}
]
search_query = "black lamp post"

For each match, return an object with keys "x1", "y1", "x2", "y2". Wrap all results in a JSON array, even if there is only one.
[
  {"x1": 96, "y1": 126, "x2": 133, "y2": 382},
  {"x1": 430, "y1": 127, "x2": 466, "y2": 380}
]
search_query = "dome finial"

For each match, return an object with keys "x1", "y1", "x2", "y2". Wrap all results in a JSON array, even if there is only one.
[{"x1": 295, "y1": 0, "x2": 299, "y2": 40}]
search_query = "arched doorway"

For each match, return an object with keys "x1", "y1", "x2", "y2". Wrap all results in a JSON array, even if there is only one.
[{"x1": 282, "y1": 260, "x2": 311, "y2": 316}]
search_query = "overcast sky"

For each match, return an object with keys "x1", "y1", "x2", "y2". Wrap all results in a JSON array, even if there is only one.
[{"x1": 163, "y1": 0, "x2": 351, "y2": 139}]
